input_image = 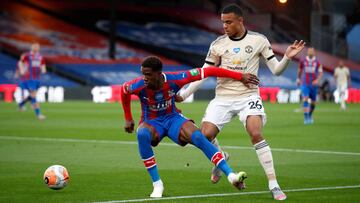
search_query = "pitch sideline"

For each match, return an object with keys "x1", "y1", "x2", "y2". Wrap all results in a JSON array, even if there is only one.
[
  {"x1": 92, "y1": 184, "x2": 360, "y2": 203},
  {"x1": 1, "y1": 135, "x2": 360, "y2": 156}
]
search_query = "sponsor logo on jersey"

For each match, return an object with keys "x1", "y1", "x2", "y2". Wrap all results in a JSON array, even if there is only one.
[
  {"x1": 245, "y1": 45, "x2": 253, "y2": 54},
  {"x1": 228, "y1": 66, "x2": 247, "y2": 71},
  {"x1": 233, "y1": 48, "x2": 240, "y2": 53},
  {"x1": 232, "y1": 59, "x2": 243, "y2": 65},
  {"x1": 189, "y1": 69, "x2": 199, "y2": 76},
  {"x1": 149, "y1": 99, "x2": 172, "y2": 111}
]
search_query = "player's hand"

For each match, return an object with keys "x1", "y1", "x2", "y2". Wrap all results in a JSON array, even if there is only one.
[
  {"x1": 175, "y1": 94, "x2": 184, "y2": 103},
  {"x1": 241, "y1": 73, "x2": 259, "y2": 88},
  {"x1": 285, "y1": 40, "x2": 306, "y2": 58},
  {"x1": 312, "y1": 80, "x2": 318, "y2": 86},
  {"x1": 124, "y1": 120, "x2": 135, "y2": 133},
  {"x1": 296, "y1": 78, "x2": 301, "y2": 86}
]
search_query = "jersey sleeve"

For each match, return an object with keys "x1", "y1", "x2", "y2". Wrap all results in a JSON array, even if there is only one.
[
  {"x1": 41, "y1": 56, "x2": 46, "y2": 66},
  {"x1": 261, "y1": 38, "x2": 276, "y2": 61},
  {"x1": 21, "y1": 53, "x2": 29, "y2": 63},
  {"x1": 122, "y1": 77, "x2": 143, "y2": 95},
  {"x1": 172, "y1": 69, "x2": 203, "y2": 88},
  {"x1": 173, "y1": 67, "x2": 243, "y2": 88},
  {"x1": 204, "y1": 41, "x2": 220, "y2": 65},
  {"x1": 121, "y1": 77, "x2": 143, "y2": 121}
]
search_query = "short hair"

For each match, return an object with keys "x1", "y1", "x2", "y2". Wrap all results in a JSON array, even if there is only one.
[
  {"x1": 222, "y1": 4, "x2": 243, "y2": 17},
  {"x1": 141, "y1": 56, "x2": 163, "y2": 72}
]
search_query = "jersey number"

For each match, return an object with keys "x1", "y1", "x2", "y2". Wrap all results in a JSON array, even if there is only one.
[{"x1": 248, "y1": 100, "x2": 262, "y2": 110}]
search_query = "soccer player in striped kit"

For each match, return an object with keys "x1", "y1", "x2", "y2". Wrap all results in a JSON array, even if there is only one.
[
  {"x1": 18, "y1": 43, "x2": 47, "y2": 120},
  {"x1": 297, "y1": 47, "x2": 323, "y2": 124},
  {"x1": 120, "y1": 56, "x2": 259, "y2": 198}
]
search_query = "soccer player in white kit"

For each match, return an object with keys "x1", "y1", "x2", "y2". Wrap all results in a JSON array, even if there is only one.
[
  {"x1": 334, "y1": 60, "x2": 351, "y2": 110},
  {"x1": 176, "y1": 4, "x2": 305, "y2": 200}
]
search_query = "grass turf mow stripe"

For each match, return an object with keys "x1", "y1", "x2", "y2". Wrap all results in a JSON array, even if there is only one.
[
  {"x1": 1, "y1": 135, "x2": 359, "y2": 156},
  {"x1": 92, "y1": 185, "x2": 360, "y2": 203}
]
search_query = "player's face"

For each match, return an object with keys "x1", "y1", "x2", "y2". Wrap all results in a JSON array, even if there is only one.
[
  {"x1": 141, "y1": 66, "x2": 161, "y2": 89},
  {"x1": 307, "y1": 48, "x2": 315, "y2": 57},
  {"x1": 221, "y1": 13, "x2": 243, "y2": 37},
  {"x1": 31, "y1": 43, "x2": 40, "y2": 53},
  {"x1": 339, "y1": 60, "x2": 344, "y2": 67}
]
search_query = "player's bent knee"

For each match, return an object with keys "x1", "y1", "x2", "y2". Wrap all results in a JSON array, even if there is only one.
[
  {"x1": 250, "y1": 132, "x2": 263, "y2": 144},
  {"x1": 137, "y1": 128, "x2": 152, "y2": 143},
  {"x1": 201, "y1": 123, "x2": 218, "y2": 141}
]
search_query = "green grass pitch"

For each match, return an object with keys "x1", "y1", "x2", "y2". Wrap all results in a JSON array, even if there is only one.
[{"x1": 0, "y1": 101, "x2": 359, "y2": 202}]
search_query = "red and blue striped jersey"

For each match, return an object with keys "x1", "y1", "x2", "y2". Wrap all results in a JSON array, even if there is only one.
[
  {"x1": 122, "y1": 69, "x2": 203, "y2": 122},
  {"x1": 299, "y1": 56, "x2": 323, "y2": 85},
  {"x1": 21, "y1": 52, "x2": 45, "y2": 80},
  {"x1": 16, "y1": 61, "x2": 27, "y2": 81}
]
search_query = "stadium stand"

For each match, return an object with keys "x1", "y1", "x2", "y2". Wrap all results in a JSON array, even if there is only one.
[
  {"x1": 1, "y1": 0, "x2": 359, "y2": 102},
  {"x1": 0, "y1": 1, "x2": 191, "y2": 86}
]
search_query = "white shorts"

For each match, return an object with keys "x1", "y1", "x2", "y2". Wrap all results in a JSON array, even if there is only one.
[
  {"x1": 337, "y1": 84, "x2": 348, "y2": 93},
  {"x1": 202, "y1": 95, "x2": 267, "y2": 131}
]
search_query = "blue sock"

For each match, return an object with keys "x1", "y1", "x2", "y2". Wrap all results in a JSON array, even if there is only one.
[
  {"x1": 137, "y1": 128, "x2": 160, "y2": 182},
  {"x1": 35, "y1": 108, "x2": 40, "y2": 116},
  {"x1": 310, "y1": 103, "x2": 315, "y2": 117},
  {"x1": 19, "y1": 96, "x2": 30, "y2": 108},
  {"x1": 191, "y1": 130, "x2": 233, "y2": 176},
  {"x1": 303, "y1": 101, "x2": 310, "y2": 120},
  {"x1": 30, "y1": 97, "x2": 41, "y2": 116}
]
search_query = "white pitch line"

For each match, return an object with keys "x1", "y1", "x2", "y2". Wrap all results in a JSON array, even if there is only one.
[
  {"x1": 92, "y1": 184, "x2": 360, "y2": 203},
  {"x1": 1, "y1": 135, "x2": 360, "y2": 156}
]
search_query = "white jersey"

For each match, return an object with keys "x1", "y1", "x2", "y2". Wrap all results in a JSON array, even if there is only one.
[
  {"x1": 334, "y1": 66, "x2": 350, "y2": 86},
  {"x1": 205, "y1": 30, "x2": 275, "y2": 99}
]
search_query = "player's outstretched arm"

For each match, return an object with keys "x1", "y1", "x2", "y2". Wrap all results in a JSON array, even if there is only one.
[
  {"x1": 121, "y1": 84, "x2": 134, "y2": 133},
  {"x1": 203, "y1": 67, "x2": 259, "y2": 87},
  {"x1": 266, "y1": 40, "x2": 306, "y2": 76},
  {"x1": 176, "y1": 65, "x2": 260, "y2": 102}
]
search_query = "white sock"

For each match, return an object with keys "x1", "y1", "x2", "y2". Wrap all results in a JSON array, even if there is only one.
[
  {"x1": 227, "y1": 172, "x2": 237, "y2": 184},
  {"x1": 340, "y1": 97, "x2": 346, "y2": 109},
  {"x1": 151, "y1": 179, "x2": 164, "y2": 198},
  {"x1": 269, "y1": 179, "x2": 279, "y2": 190},
  {"x1": 153, "y1": 179, "x2": 163, "y2": 188},
  {"x1": 254, "y1": 140, "x2": 279, "y2": 190}
]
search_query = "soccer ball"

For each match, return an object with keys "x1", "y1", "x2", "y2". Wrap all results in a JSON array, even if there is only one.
[{"x1": 43, "y1": 165, "x2": 70, "y2": 190}]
